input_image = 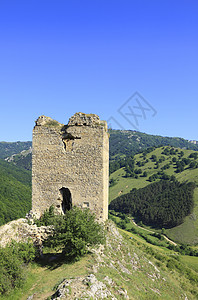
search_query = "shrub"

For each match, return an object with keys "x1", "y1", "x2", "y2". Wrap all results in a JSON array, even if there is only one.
[
  {"x1": 34, "y1": 205, "x2": 56, "y2": 226},
  {"x1": 44, "y1": 207, "x2": 105, "y2": 261},
  {"x1": 0, "y1": 241, "x2": 36, "y2": 295}
]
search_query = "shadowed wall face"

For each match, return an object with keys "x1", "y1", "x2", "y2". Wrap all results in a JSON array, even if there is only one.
[{"x1": 32, "y1": 113, "x2": 109, "y2": 222}]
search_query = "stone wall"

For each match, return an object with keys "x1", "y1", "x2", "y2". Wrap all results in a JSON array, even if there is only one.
[{"x1": 32, "y1": 112, "x2": 109, "y2": 222}]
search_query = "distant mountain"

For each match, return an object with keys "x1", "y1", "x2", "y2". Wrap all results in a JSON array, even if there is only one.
[
  {"x1": 5, "y1": 147, "x2": 32, "y2": 171},
  {"x1": 0, "y1": 141, "x2": 32, "y2": 159},
  {"x1": 109, "y1": 130, "x2": 198, "y2": 159},
  {"x1": 1, "y1": 132, "x2": 198, "y2": 170}
]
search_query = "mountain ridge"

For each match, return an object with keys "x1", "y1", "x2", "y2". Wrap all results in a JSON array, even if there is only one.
[{"x1": 1, "y1": 130, "x2": 198, "y2": 170}]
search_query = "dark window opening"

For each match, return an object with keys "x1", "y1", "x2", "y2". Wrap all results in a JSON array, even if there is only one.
[{"x1": 60, "y1": 187, "x2": 72, "y2": 214}]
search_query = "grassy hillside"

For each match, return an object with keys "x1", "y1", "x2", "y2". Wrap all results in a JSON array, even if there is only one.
[
  {"x1": 1, "y1": 221, "x2": 198, "y2": 300},
  {"x1": 109, "y1": 146, "x2": 198, "y2": 245},
  {"x1": 0, "y1": 159, "x2": 31, "y2": 225}
]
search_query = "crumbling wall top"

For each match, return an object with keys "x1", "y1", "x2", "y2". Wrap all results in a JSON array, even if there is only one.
[
  {"x1": 68, "y1": 112, "x2": 103, "y2": 127},
  {"x1": 35, "y1": 112, "x2": 107, "y2": 131},
  {"x1": 35, "y1": 115, "x2": 62, "y2": 127}
]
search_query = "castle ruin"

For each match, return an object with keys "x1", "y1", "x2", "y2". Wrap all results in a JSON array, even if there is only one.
[{"x1": 32, "y1": 112, "x2": 109, "y2": 222}]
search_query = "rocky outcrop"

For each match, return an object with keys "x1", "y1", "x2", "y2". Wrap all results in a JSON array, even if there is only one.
[
  {"x1": 51, "y1": 274, "x2": 119, "y2": 299},
  {"x1": 0, "y1": 218, "x2": 53, "y2": 248}
]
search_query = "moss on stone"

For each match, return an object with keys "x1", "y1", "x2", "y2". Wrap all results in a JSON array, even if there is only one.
[{"x1": 44, "y1": 120, "x2": 63, "y2": 128}]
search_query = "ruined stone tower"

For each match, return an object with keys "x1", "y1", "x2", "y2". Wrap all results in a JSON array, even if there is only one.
[{"x1": 32, "y1": 112, "x2": 109, "y2": 222}]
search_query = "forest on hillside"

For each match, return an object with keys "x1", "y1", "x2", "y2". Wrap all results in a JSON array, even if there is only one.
[
  {"x1": 109, "y1": 145, "x2": 198, "y2": 175},
  {"x1": 109, "y1": 179, "x2": 195, "y2": 228},
  {"x1": 0, "y1": 141, "x2": 32, "y2": 159},
  {"x1": 0, "y1": 159, "x2": 31, "y2": 225}
]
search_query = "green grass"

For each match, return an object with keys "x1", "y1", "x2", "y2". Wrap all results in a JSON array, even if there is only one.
[
  {"x1": 96, "y1": 224, "x2": 198, "y2": 299},
  {"x1": 0, "y1": 255, "x2": 92, "y2": 300},
  {"x1": 120, "y1": 228, "x2": 172, "y2": 253},
  {"x1": 180, "y1": 255, "x2": 198, "y2": 273},
  {"x1": 109, "y1": 167, "x2": 149, "y2": 201},
  {"x1": 109, "y1": 146, "x2": 198, "y2": 245}
]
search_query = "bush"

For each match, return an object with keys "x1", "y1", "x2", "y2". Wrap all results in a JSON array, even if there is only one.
[
  {"x1": 0, "y1": 241, "x2": 36, "y2": 295},
  {"x1": 10, "y1": 240, "x2": 36, "y2": 263},
  {"x1": 34, "y1": 205, "x2": 56, "y2": 226},
  {"x1": 44, "y1": 207, "x2": 105, "y2": 261}
]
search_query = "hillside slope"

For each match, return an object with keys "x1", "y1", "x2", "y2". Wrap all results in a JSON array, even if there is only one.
[
  {"x1": 0, "y1": 141, "x2": 31, "y2": 159},
  {"x1": 109, "y1": 130, "x2": 198, "y2": 159},
  {"x1": 1, "y1": 221, "x2": 197, "y2": 300},
  {"x1": 0, "y1": 159, "x2": 31, "y2": 225},
  {"x1": 5, "y1": 148, "x2": 32, "y2": 171},
  {"x1": 109, "y1": 146, "x2": 198, "y2": 245},
  {"x1": 2, "y1": 130, "x2": 198, "y2": 170}
]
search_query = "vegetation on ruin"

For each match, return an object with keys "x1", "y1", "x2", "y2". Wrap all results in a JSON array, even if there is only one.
[{"x1": 44, "y1": 120, "x2": 63, "y2": 127}]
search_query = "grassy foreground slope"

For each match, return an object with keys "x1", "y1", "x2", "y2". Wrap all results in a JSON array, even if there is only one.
[
  {"x1": 1, "y1": 221, "x2": 198, "y2": 300},
  {"x1": 109, "y1": 146, "x2": 198, "y2": 245}
]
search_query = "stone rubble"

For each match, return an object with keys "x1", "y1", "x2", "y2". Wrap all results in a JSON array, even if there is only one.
[{"x1": 0, "y1": 218, "x2": 53, "y2": 248}]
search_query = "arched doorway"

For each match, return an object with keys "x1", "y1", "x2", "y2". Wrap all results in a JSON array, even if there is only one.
[{"x1": 59, "y1": 187, "x2": 72, "y2": 214}]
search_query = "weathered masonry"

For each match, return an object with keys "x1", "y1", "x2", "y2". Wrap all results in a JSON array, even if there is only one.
[{"x1": 32, "y1": 112, "x2": 109, "y2": 222}]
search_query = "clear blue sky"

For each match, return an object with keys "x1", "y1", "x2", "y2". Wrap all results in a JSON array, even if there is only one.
[{"x1": 0, "y1": 0, "x2": 198, "y2": 141}]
